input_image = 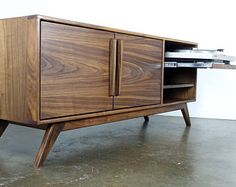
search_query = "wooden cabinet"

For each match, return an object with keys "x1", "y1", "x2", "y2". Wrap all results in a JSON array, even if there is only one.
[
  {"x1": 114, "y1": 34, "x2": 163, "y2": 109},
  {"x1": 0, "y1": 15, "x2": 197, "y2": 168},
  {"x1": 2, "y1": 15, "x2": 233, "y2": 168},
  {"x1": 40, "y1": 22, "x2": 163, "y2": 118},
  {"x1": 41, "y1": 22, "x2": 114, "y2": 119}
]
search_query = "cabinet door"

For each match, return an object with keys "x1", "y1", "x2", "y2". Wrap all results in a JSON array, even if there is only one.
[
  {"x1": 41, "y1": 22, "x2": 114, "y2": 119},
  {"x1": 114, "y1": 34, "x2": 163, "y2": 109}
]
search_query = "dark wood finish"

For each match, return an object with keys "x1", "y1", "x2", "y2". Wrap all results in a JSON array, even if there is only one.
[
  {"x1": 0, "y1": 15, "x2": 199, "y2": 126},
  {"x1": 163, "y1": 68, "x2": 197, "y2": 103},
  {"x1": 181, "y1": 103, "x2": 191, "y2": 127},
  {"x1": 0, "y1": 16, "x2": 39, "y2": 124},
  {"x1": 32, "y1": 102, "x2": 188, "y2": 168},
  {"x1": 115, "y1": 39, "x2": 124, "y2": 96},
  {"x1": 41, "y1": 21, "x2": 114, "y2": 119},
  {"x1": 38, "y1": 99, "x2": 195, "y2": 125},
  {"x1": 163, "y1": 98, "x2": 196, "y2": 104},
  {"x1": 144, "y1": 116, "x2": 149, "y2": 122},
  {"x1": 114, "y1": 34, "x2": 163, "y2": 109},
  {"x1": 33, "y1": 102, "x2": 190, "y2": 167},
  {"x1": 160, "y1": 41, "x2": 165, "y2": 104},
  {"x1": 164, "y1": 68, "x2": 197, "y2": 86},
  {"x1": 0, "y1": 120, "x2": 9, "y2": 137},
  {"x1": 109, "y1": 39, "x2": 117, "y2": 96},
  {"x1": 164, "y1": 89, "x2": 195, "y2": 103},
  {"x1": 164, "y1": 84, "x2": 194, "y2": 89},
  {"x1": 164, "y1": 40, "x2": 197, "y2": 51},
  {"x1": 62, "y1": 103, "x2": 186, "y2": 131},
  {"x1": 163, "y1": 41, "x2": 198, "y2": 104},
  {"x1": 34, "y1": 123, "x2": 64, "y2": 168},
  {"x1": 4, "y1": 15, "x2": 232, "y2": 168}
]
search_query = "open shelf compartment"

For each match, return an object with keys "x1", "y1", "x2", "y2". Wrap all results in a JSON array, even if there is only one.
[
  {"x1": 162, "y1": 40, "x2": 197, "y2": 104},
  {"x1": 163, "y1": 67, "x2": 197, "y2": 104}
]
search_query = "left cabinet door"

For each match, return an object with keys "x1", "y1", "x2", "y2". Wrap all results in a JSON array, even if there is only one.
[{"x1": 40, "y1": 22, "x2": 114, "y2": 119}]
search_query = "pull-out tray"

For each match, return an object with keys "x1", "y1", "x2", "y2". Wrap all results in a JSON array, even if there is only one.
[
  {"x1": 164, "y1": 61, "x2": 236, "y2": 69},
  {"x1": 164, "y1": 48, "x2": 235, "y2": 69}
]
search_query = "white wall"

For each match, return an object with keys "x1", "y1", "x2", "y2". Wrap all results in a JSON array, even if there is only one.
[{"x1": 1, "y1": 0, "x2": 236, "y2": 120}]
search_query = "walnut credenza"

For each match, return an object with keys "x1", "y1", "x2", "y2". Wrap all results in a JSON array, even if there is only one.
[{"x1": 1, "y1": 15, "x2": 233, "y2": 168}]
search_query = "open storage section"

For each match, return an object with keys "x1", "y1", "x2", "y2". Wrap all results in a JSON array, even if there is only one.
[
  {"x1": 163, "y1": 40, "x2": 197, "y2": 104},
  {"x1": 164, "y1": 40, "x2": 196, "y2": 52},
  {"x1": 163, "y1": 68, "x2": 197, "y2": 103}
]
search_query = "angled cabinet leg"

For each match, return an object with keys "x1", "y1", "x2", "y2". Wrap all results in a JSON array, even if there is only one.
[
  {"x1": 144, "y1": 116, "x2": 149, "y2": 122},
  {"x1": 34, "y1": 123, "x2": 64, "y2": 168},
  {"x1": 181, "y1": 103, "x2": 191, "y2": 127},
  {"x1": 0, "y1": 120, "x2": 9, "y2": 138}
]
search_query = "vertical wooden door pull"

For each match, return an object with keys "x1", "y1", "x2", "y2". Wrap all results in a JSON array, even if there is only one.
[
  {"x1": 109, "y1": 39, "x2": 117, "y2": 96},
  {"x1": 116, "y1": 39, "x2": 123, "y2": 96}
]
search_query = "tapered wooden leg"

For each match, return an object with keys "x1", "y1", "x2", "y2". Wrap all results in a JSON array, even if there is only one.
[
  {"x1": 0, "y1": 120, "x2": 9, "y2": 138},
  {"x1": 181, "y1": 103, "x2": 191, "y2": 127},
  {"x1": 34, "y1": 123, "x2": 64, "y2": 168},
  {"x1": 144, "y1": 116, "x2": 149, "y2": 122}
]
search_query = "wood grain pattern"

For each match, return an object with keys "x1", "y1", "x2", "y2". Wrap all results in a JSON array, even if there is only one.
[
  {"x1": 0, "y1": 15, "x2": 199, "y2": 125},
  {"x1": 0, "y1": 120, "x2": 8, "y2": 137},
  {"x1": 41, "y1": 21, "x2": 114, "y2": 119},
  {"x1": 0, "y1": 16, "x2": 39, "y2": 124},
  {"x1": 0, "y1": 15, "x2": 201, "y2": 168},
  {"x1": 34, "y1": 123, "x2": 64, "y2": 168},
  {"x1": 114, "y1": 34, "x2": 163, "y2": 109},
  {"x1": 62, "y1": 103, "x2": 186, "y2": 131},
  {"x1": 109, "y1": 39, "x2": 117, "y2": 96},
  {"x1": 39, "y1": 99, "x2": 195, "y2": 125}
]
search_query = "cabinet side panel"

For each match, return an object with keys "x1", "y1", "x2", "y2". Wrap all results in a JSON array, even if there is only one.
[{"x1": 0, "y1": 17, "x2": 39, "y2": 124}]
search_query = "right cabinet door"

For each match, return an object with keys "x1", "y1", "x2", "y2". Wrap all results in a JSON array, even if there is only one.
[{"x1": 114, "y1": 34, "x2": 163, "y2": 109}]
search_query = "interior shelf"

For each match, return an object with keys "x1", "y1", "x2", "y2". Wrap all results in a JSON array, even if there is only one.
[
  {"x1": 163, "y1": 83, "x2": 194, "y2": 89},
  {"x1": 163, "y1": 98, "x2": 193, "y2": 104},
  {"x1": 163, "y1": 68, "x2": 197, "y2": 103}
]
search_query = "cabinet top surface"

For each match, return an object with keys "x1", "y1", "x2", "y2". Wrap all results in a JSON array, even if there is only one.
[{"x1": 0, "y1": 14, "x2": 197, "y2": 46}]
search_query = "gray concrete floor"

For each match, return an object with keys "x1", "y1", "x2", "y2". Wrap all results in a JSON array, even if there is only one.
[{"x1": 0, "y1": 116, "x2": 236, "y2": 187}]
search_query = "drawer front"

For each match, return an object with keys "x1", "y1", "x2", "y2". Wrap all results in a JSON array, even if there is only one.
[
  {"x1": 114, "y1": 34, "x2": 163, "y2": 109},
  {"x1": 40, "y1": 21, "x2": 114, "y2": 119}
]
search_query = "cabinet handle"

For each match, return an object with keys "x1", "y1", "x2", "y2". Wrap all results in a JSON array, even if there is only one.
[
  {"x1": 116, "y1": 39, "x2": 123, "y2": 96},
  {"x1": 109, "y1": 39, "x2": 117, "y2": 96}
]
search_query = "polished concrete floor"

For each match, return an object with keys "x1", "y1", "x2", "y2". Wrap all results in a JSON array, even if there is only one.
[{"x1": 0, "y1": 116, "x2": 236, "y2": 187}]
